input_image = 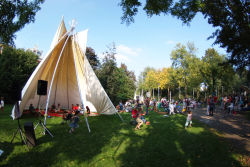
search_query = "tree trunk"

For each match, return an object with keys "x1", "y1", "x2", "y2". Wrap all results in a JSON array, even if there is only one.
[
  {"x1": 168, "y1": 87, "x2": 170, "y2": 100},
  {"x1": 178, "y1": 86, "x2": 181, "y2": 99},
  {"x1": 212, "y1": 77, "x2": 215, "y2": 94},
  {"x1": 185, "y1": 85, "x2": 187, "y2": 97}
]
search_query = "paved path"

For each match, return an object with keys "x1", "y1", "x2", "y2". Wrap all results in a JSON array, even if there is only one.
[{"x1": 192, "y1": 107, "x2": 250, "y2": 165}]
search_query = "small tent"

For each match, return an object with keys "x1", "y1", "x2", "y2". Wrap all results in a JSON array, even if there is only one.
[{"x1": 12, "y1": 18, "x2": 122, "y2": 130}]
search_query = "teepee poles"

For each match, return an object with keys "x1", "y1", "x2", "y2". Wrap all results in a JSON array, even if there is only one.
[
  {"x1": 72, "y1": 34, "x2": 91, "y2": 133},
  {"x1": 44, "y1": 34, "x2": 71, "y2": 126}
]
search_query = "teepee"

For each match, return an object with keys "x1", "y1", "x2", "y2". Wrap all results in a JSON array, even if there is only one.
[{"x1": 11, "y1": 18, "x2": 122, "y2": 131}]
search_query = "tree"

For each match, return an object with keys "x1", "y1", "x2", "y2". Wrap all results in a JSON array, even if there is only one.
[
  {"x1": 0, "y1": 46, "x2": 39, "y2": 103},
  {"x1": 171, "y1": 42, "x2": 201, "y2": 97},
  {"x1": 137, "y1": 67, "x2": 155, "y2": 95},
  {"x1": 120, "y1": 63, "x2": 136, "y2": 82},
  {"x1": 107, "y1": 67, "x2": 136, "y2": 104},
  {"x1": 85, "y1": 47, "x2": 100, "y2": 71},
  {"x1": 96, "y1": 43, "x2": 117, "y2": 90},
  {"x1": 144, "y1": 70, "x2": 158, "y2": 90},
  {"x1": 0, "y1": 0, "x2": 45, "y2": 45},
  {"x1": 96, "y1": 43, "x2": 136, "y2": 104},
  {"x1": 158, "y1": 67, "x2": 174, "y2": 99},
  {"x1": 119, "y1": 0, "x2": 250, "y2": 68},
  {"x1": 201, "y1": 48, "x2": 225, "y2": 94}
]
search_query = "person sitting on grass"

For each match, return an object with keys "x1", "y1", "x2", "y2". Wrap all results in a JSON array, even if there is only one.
[
  {"x1": 69, "y1": 110, "x2": 80, "y2": 133},
  {"x1": 135, "y1": 108, "x2": 143, "y2": 130},
  {"x1": 29, "y1": 103, "x2": 35, "y2": 115},
  {"x1": 51, "y1": 104, "x2": 56, "y2": 112},
  {"x1": 61, "y1": 110, "x2": 72, "y2": 124},
  {"x1": 119, "y1": 101, "x2": 124, "y2": 112},
  {"x1": 56, "y1": 103, "x2": 61, "y2": 113},
  {"x1": 185, "y1": 110, "x2": 192, "y2": 129},
  {"x1": 86, "y1": 106, "x2": 90, "y2": 114}
]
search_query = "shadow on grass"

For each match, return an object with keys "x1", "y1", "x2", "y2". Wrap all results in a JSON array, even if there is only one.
[
  {"x1": 192, "y1": 108, "x2": 250, "y2": 157},
  {"x1": 116, "y1": 112, "x2": 242, "y2": 167},
  {"x1": 2, "y1": 113, "x2": 124, "y2": 167},
  {"x1": 0, "y1": 106, "x2": 243, "y2": 167}
]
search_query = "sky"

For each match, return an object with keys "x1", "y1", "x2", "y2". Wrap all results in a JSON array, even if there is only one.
[{"x1": 15, "y1": 0, "x2": 227, "y2": 78}]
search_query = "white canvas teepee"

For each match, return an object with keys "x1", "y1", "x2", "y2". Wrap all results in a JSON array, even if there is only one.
[{"x1": 11, "y1": 19, "x2": 120, "y2": 126}]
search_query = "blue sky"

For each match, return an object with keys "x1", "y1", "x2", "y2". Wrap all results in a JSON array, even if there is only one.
[{"x1": 15, "y1": 0, "x2": 227, "y2": 78}]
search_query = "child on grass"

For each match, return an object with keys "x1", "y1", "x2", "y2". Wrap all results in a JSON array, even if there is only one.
[
  {"x1": 185, "y1": 110, "x2": 192, "y2": 128},
  {"x1": 135, "y1": 108, "x2": 143, "y2": 130},
  {"x1": 69, "y1": 110, "x2": 80, "y2": 133}
]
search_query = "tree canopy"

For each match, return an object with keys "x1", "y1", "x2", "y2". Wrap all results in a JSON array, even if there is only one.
[
  {"x1": 0, "y1": 0, "x2": 44, "y2": 45},
  {"x1": 85, "y1": 47, "x2": 100, "y2": 71},
  {"x1": 96, "y1": 43, "x2": 136, "y2": 104},
  {"x1": 0, "y1": 46, "x2": 39, "y2": 103},
  {"x1": 119, "y1": 0, "x2": 250, "y2": 68}
]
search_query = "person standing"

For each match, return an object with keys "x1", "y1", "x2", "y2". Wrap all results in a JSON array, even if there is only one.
[
  {"x1": 169, "y1": 102, "x2": 175, "y2": 115},
  {"x1": 209, "y1": 96, "x2": 215, "y2": 116},
  {"x1": 0, "y1": 97, "x2": 4, "y2": 112},
  {"x1": 185, "y1": 110, "x2": 192, "y2": 128},
  {"x1": 69, "y1": 110, "x2": 80, "y2": 133},
  {"x1": 145, "y1": 97, "x2": 150, "y2": 115}
]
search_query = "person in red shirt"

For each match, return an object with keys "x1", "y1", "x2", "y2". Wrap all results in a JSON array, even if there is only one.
[{"x1": 132, "y1": 108, "x2": 138, "y2": 119}]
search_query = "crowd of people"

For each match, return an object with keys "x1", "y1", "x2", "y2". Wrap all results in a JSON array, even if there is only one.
[
  {"x1": 26, "y1": 103, "x2": 91, "y2": 133},
  {"x1": 116, "y1": 97, "x2": 195, "y2": 130},
  {"x1": 117, "y1": 93, "x2": 249, "y2": 130}
]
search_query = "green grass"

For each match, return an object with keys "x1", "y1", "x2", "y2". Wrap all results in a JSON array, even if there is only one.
[
  {"x1": 243, "y1": 110, "x2": 250, "y2": 121},
  {"x1": 0, "y1": 105, "x2": 243, "y2": 167}
]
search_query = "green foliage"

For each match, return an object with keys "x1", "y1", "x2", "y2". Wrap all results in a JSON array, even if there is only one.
[
  {"x1": 0, "y1": 46, "x2": 39, "y2": 103},
  {"x1": 171, "y1": 42, "x2": 202, "y2": 96},
  {"x1": 85, "y1": 47, "x2": 100, "y2": 71},
  {"x1": 201, "y1": 0, "x2": 250, "y2": 68},
  {"x1": 120, "y1": 63, "x2": 136, "y2": 82},
  {"x1": 200, "y1": 48, "x2": 235, "y2": 94},
  {"x1": 138, "y1": 42, "x2": 248, "y2": 99},
  {"x1": 119, "y1": 0, "x2": 250, "y2": 68},
  {"x1": 137, "y1": 66, "x2": 156, "y2": 92},
  {"x1": 107, "y1": 68, "x2": 136, "y2": 104},
  {"x1": 0, "y1": 0, "x2": 44, "y2": 45},
  {"x1": 96, "y1": 43, "x2": 136, "y2": 105}
]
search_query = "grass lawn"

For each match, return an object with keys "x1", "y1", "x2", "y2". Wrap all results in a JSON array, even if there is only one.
[
  {"x1": 0, "y1": 105, "x2": 243, "y2": 167},
  {"x1": 243, "y1": 110, "x2": 250, "y2": 121}
]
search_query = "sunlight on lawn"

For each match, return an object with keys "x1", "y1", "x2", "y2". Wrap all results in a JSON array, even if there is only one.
[
  {"x1": 0, "y1": 105, "x2": 244, "y2": 167},
  {"x1": 186, "y1": 127, "x2": 205, "y2": 134},
  {"x1": 175, "y1": 141, "x2": 185, "y2": 155}
]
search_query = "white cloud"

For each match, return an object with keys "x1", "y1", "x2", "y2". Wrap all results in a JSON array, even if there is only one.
[
  {"x1": 97, "y1": 52, "x2": 105, "y2": 59},
  {"x1": 117, "y1": 44, "x2": 141, "y2": 57},
  {"x1": 116, "y1": 53, "x2": 130, "y2": 62},
  {"x1": 115, "y1": 44, "x2": 142, "y2": 63},
  {"x1": 165, "y1": 40, "x2": 175, "y2": 45},
  {"x1": 97, "y1": 44, "x2": 142, "y2": 64}
]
